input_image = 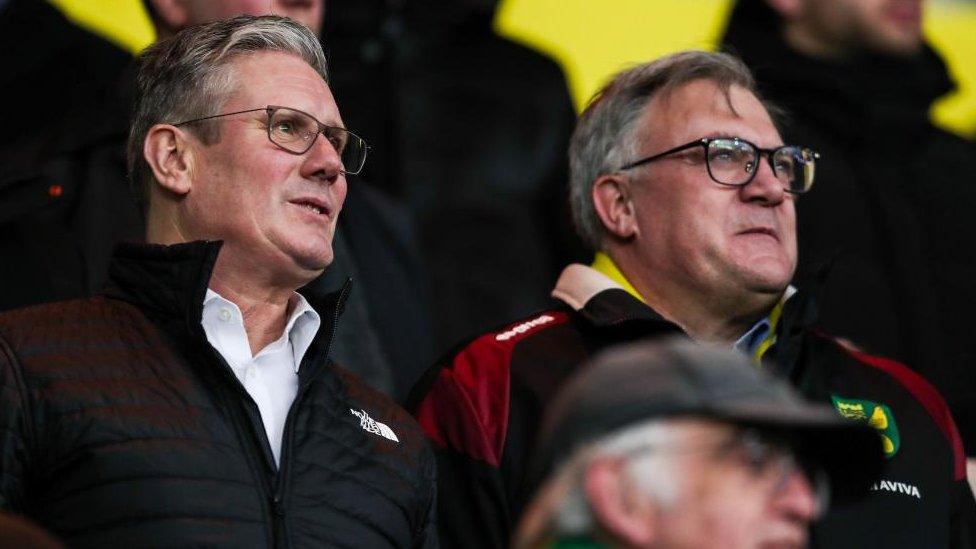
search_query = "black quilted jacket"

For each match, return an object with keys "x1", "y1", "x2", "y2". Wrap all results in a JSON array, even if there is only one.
[{"x1": 0, "y1": 241, "x2": 437, "y2": 548}]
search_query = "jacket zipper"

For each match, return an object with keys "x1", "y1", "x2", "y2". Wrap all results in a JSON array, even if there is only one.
[
  {"x1": 199, "y1": 343, "x2": 279, "y2": 547},
  {"x1": 270, "y1": 280, "x2": 351, "y2": 549}
]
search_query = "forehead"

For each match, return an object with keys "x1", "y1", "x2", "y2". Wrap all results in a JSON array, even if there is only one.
[
  {"x1": 222, "y1": 51, "x2": 340, "y2": 126},
  {"x1": 641, "y1": 80, "x2": 781, "y2": 148}
]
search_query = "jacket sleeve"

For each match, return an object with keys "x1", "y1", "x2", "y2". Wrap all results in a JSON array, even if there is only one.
[
  {"x1": 0, "y1": 333, "x2": 31, "y2": 511},
  {"x1": 950, "y1": 470, "x2": 976, "y2": 548},
  {"x1": 414, "y1": 441, "x2": 440, "y2": 549},
  {"x1": 409, "y1": 336, "x2": 515, "y2": 549}
]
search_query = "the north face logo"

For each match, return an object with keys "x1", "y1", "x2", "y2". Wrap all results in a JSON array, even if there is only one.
[{"x1": 350, "y1": 408, "x2": 399, "y2": 442}]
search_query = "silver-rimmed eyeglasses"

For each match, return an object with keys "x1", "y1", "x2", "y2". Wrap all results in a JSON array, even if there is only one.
[{"x1": 174, "y1": 105, "x2": 369, "y2": 175}]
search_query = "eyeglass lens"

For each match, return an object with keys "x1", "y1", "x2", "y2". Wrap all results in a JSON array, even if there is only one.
[
  {"x1": 268, "y1": 107, "x2": 368, "y2": 174},
  {"x1": 732, "y1": 430, "x2": 830, "y2": 513},
  {"x1": 706, "y1": 138, "x2": 816, "y2": 192}
]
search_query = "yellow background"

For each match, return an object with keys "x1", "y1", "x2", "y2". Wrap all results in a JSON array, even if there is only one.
[{"x1": 48, "y1": 0, "x2": 976, "y2": 137}]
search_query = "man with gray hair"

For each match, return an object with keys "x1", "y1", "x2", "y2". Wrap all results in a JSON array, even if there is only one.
[
  {"x1": 514, "y1": 338, "x2": 882, "y2": 549},
  {"x1": 0, "y1": 15, "x2": 435, "y2": 547},
  {"x1": 409, "y1": 49, "x2": 974, "y2": 548}
]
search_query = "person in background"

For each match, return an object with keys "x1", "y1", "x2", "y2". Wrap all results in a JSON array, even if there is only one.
[
  {"x1": 513, "y1": 338, "x2": 882, "y2": 549},
  {"x1": 323, "y1": 0, "x2": 586, "y2": 353},
  {"x1": 0, "y1": 16, "x2": 435, "y2": 547},
  {"x1": 409, "y1": 50, "x2": 975, "y2": 548},
  {"x1": 721, "y1": 0, "x2": 976, "y2": 452},
  {"x1": 0, "y1": 0, "x2": 142, "y2": 312}
]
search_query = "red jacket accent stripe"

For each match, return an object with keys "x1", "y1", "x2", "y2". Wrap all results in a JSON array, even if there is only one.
[
  {"x1": 415, "y1": 312, "x2": 570, "y2": 466},
  {"x1": 826, "y1": 336, "x2": 967, "y2": 480}
]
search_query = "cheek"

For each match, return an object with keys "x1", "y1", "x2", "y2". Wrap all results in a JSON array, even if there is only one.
[
  {"x1": 697, "y1": 485, "x2": 767, "y2": 547},
  {"x1": 333, "y1": 178, "x2": 349, "y2": 212}
]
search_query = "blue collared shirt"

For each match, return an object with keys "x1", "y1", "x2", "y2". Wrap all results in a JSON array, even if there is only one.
[{"x1": 733, "y1": 316, "x2": 772, "y2": 357}]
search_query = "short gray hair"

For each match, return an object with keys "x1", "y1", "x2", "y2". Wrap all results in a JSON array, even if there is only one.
[
  {"x1": 546, "y1": 419, "x2": 683, "y2": 539},
  {"x1": 568, "y1": 51, "x2": 762, "y2": 251},
  {"x1": 126, "y1": 15, "x2": 329, "y2": 207}
]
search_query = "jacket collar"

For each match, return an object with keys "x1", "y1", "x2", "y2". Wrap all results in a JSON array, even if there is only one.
[
  {"x1": 552, "y1": 263, "x2": 670, "y2": 328},
  {"x1": 104, "y1": 240, "x2": 349, "y2": 340},
  {"x1": 553, "y1": 260, "x2": 810, "y2": 369}
]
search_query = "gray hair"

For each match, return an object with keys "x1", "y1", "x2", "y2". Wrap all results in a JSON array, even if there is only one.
[
  {"x1": 546, "y1": 419, "x2": 683, "y2": 539},
  {"x1": 126, "y1": 15, "x2": 329, "y2": 207},
  {"x1": 568, "y1": 51, "x2": 762, "y2": 251}
]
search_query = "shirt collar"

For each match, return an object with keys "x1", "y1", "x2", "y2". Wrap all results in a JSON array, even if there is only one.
[
  {"x1": 588, "y1": 253, "x2": 796, "y2": 361},
  {"x1": 204, "y1": 288, "x2": 321, "y2": 372}
]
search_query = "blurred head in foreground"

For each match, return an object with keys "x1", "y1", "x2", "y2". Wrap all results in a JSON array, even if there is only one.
[{"x1": 515, "y1": 338, "x2": 883, "y2": 549}]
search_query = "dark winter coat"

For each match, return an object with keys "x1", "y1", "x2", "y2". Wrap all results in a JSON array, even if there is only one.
[{"x1": 0, "y1": 241, "x2": 437, "y2": 548}]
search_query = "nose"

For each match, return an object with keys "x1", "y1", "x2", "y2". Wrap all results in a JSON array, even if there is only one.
[
  {"x1": 739, "y1": 154, "x2": 786, "y2": 205},
  {"x1": 774, "y1": 470, "x2": 822, "y2": 524},
  {"x1": 300, "y1": 131, "x2": 343, "y2": 183}
]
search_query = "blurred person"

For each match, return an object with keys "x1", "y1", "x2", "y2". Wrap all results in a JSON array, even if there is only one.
[
  {"x1": 513, "y1": 338, "x2": 883, "y2": 549},
  {"x1": 323, "y1": 0, "x2": 585, "y2": 352},
  {"x1": 140, "y1": 0, "x2": 435, "y2": 399},
  {"x1": 0, "y1": 16, "x2": 435, "y2": 547},
  {"x1": 409, "y1": 50, "x2": 975, "y2": 548},
  {"x1": 148, "y1": 0, "x2": 324, "y2": 36},
  {"x1": 0, "y1": 0, "x2": 142, "y2": 311},
  {"x1": 722, "y1": 0, "x2": 976, "y2": 452}
]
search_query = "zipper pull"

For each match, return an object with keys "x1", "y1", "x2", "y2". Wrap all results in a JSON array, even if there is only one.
[{"x1": 271, "y1": 496, "x2": 285, "y2": 517}]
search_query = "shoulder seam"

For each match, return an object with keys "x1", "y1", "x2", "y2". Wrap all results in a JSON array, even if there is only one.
[{"x1": 414, "y1": 311, "x2": 571, "y2": 466}]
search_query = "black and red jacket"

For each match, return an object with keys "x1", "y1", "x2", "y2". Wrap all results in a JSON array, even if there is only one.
[{"x1": 408, "y1": 264, "x2": 975, "y2": 549}]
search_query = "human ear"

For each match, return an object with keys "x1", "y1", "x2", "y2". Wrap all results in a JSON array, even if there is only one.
[
  {"x1": 143, "y1": 124, "x2": 194, "y2": 197},
  {"x1": 592, "y1": 174, "x2": 638, "y2": 240},
  {"x1": 585, "y1": 459, "x2": 656, "y2": 547}
]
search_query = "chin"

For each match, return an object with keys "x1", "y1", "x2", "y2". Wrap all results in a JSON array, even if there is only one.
[
  {"x1": 296, "y1": 248, "x2": 333, "y2": 272},
  {"x1": 737, "y1": 267, "x2": 793, "y2": 296}
]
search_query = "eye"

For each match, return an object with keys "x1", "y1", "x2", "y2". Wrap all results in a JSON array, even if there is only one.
[
  {"x1": 326, "y1": 130, "x2": 348, "y2": 153},
  {"x1": 274, "y1": 120, "x2": 296, "y2": 135},
  {"x1": 709, "y1": 146, "x2": 747, "y2": 166},
  {"x1": 773, "y1": 150, "x2": 799, "y2": 174}
]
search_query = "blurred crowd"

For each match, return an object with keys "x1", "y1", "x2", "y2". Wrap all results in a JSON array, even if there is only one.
[{"x1": 0, "y1": 0, "x2": 974, "y2": 547}]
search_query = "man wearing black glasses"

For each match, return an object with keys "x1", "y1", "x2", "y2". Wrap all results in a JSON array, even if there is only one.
[
  {"x1": 0, "y1": 15, "x2": 435, "y2": 547},
  {"x1": 409, "y1": 50, "x2": 974, "y2": 548}
]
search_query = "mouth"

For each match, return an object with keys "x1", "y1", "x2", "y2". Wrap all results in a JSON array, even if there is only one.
[
  {"x1": 288, "y1": 196, "x2": 332, "y2": 219},
  {"x1": 738, "y1": 226, "x2": 779, "y2": 241}
]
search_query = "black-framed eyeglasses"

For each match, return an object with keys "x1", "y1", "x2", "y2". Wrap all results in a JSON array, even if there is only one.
[
  {"x1": 173, "y1": 105, "x2": 369, "y2": 175},
  {"x1": 619, "y1": 137, "x2": 819, "y2": 194}
]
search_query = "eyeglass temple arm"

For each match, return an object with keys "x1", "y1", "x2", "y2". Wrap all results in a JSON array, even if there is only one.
[{"x1": 618, "y1": 139, "x2": 709, "y2": 171}]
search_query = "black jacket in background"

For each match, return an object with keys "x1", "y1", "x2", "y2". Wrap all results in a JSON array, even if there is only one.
[
  {"x1": 0, "y1": 0, "x2": 143, "y2": 310},
  {"x1": 721, "y1": 0, "x2": 976, "y2": 452},
  {"x1": 324, "y1": 0, "x2": 585, "y2": 351},
  {"x1": 0, "y1": 241, "x2": 437, "y2": 548}
]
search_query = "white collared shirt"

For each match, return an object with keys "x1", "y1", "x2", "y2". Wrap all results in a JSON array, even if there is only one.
[{"x1": 202, "y1": 289, "x2": 321, "y2": 466}]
